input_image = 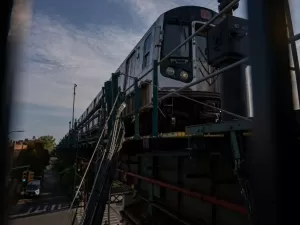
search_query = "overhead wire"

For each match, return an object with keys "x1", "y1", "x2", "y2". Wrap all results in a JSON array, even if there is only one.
[
  {"x1": 63, "y1": 94, "x2": 122, "y2": 225},
  {"x1": 80, "y1": 102, "x2": 126, "y2": 225},
  {"x1": 193, "y1": 19, "x2": 219, "y2": 86},
  {"x1": 68, "y1": 91, "x2": 121, "y2": 212},
  {"x1": 197, "y1": 57, "x2": 212, "y2": 86},
  {"x1": 121, "y1": 56, "x2": 249, "y2": 122},
  {"x1": 75, "y1": 105, "x2": 126, "y2": 225},
  {"x1": 173, "y1": 92, "x2": 251, "y2": 122},
  {"x1": 195, "y1": 38, "x2": 219, "y2": 86},
  {"x1": 173, "y1": 16, "x2": 216, "y2": 87},
  {"x1": 121, "y1": 74, "x2": 251, "y2": 122}
]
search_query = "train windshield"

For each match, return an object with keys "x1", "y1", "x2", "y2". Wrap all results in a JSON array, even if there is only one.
[{"x1": 162, "y1": 24, "x2": 189, "y2": 58}]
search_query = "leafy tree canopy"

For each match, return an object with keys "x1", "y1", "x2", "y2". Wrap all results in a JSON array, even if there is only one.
[
  {"x1": 38, "y1": 135, "x2": 56, "y2": 153},
  {"x1": 14, "y1": 140, "x2": 50, "y2": 177}
]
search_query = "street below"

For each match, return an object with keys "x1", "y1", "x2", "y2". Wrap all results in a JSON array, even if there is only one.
[{"x1": 9, "y1": 158, "x2": 78, "y2": 225}]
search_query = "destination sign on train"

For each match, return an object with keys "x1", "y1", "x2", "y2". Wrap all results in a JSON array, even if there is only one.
[{"x1": 200, "y1": 9, "x2": 212, "y2": 20}]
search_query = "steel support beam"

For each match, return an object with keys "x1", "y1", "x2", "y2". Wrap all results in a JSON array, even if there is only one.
[
  {"x1": 185, "y1": 119, "x2": 251, "y2": 135},
  {"x1": 247, "y1": 1, "x2": 297, "y2": 225},
  {"x1": 289, "y1": 33, "x2": 300, "y2": 43},
  {"x1": 134, "y1": 78, "x2": 140, "y2": 139},
  {"x1": 152, "y1": 60, "x2": 158, "y2": 137},
  {"x1": 105, "y1": 81, "x2": 112, "y2": 132},
  {"x1": 285, "y1": 1, "x2": 300, "y2": 106}
]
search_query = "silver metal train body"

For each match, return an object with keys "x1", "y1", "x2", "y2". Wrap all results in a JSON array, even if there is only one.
[
  {"x1": 118, "y1": 6, "x2": 221, "y2": 97},
  {"x1": 77, "y1": 6, "x2": 223, "y2": 137}
]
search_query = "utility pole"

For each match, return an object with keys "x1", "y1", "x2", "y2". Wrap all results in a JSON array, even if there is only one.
[{"x1": 72, "y1": 84, "x2": 77, "y2": 129}]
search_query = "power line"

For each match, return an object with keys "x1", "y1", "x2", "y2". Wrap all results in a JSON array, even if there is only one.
[{"x1": 121, "y1": 72, "x2": 251, "y2": 122}]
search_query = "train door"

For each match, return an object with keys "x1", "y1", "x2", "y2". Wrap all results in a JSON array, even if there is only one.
[{"x1": 191, "y1": 21, "x2": 219, "y2": 92}]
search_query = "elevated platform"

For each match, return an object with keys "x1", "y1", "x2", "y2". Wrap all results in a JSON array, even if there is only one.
[
  {"x1": 113, "y1": 120, "x2": 252, "y2": 225},
  {"x1": 63, "y1": 111, "x2": 300, "y2": 225}
]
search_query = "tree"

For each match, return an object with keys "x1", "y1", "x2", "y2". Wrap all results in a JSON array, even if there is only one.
[
  {"x1": 15, "y1": 140, "x2": 50, "y2": 176},
  {"x1": 59, "y1": 166, "x2": 76, "y2": 199},
  {"x1": 38, "y1": 135, "x2": 56, "y2": 153}
]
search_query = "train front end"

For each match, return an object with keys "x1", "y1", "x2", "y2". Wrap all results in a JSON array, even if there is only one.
[{"x1": 157, "y1": 6, "x2": 221, "y2": 132}]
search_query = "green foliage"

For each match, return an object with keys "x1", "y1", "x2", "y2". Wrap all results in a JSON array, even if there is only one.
[
  {"x1": 112, "y1": 180, "x2": 122, "y2": 188},
  {"x1": 53, "y1": 158, "x2": 75, "y2": 196},
  {"x1": 38, "y1": 135, "x2": 56, "y2": 153},
  {"x1": 54, "y1": 146, "x2": 78, "y2": 198},
  {"x1": 60, "y1": 167, "x2": 74, "y2": 187},
  {"x1": 15, "y1": 140, "x2": 50, "y2": 176},
  {"x1": 60, "y1": 167, "x2": 75, "y2": 198},
  {"x1": 50, "y1": 148, "x2": 57, "y2": 157},
  {"x1": 53, "y1": 159, "x2": 67, "y2": 173}
]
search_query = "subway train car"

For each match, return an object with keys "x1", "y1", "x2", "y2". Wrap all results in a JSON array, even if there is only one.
[
  {"x1": 118, "y1": 6, "x2": 222, "y2": 136},
  {"x1": 78, "y1": 6, "x2": 224, "y2": 138}
]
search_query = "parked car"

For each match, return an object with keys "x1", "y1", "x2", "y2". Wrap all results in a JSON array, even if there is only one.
[{"x1": 25, "y1": 180, "x2": 41, "y2": 197}]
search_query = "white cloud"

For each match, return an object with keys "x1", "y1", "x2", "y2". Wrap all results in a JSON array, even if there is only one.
[
  {"x1": 118, "y1": 0, "x2": 221, "y2": 27},
  {"x1": 125, "y1": 0, "x2": 179, "y2": 26},
  {"x1": 18, "y1": 13, "x2": 142, "y2": 115}
]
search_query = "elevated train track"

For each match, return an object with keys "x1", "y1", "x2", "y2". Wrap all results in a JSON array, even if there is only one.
[{"x1": 57, "y1": 0, "x2": 300, "y2": 225}]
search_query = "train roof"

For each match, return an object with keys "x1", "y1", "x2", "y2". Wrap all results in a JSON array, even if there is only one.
[{"x1": 164, "y1": 5, "x2": 217, "y2": 15}]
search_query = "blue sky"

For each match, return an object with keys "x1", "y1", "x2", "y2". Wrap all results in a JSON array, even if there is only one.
[{"x1": 10, "y1": 0, "x2": 300, "y2": 142}]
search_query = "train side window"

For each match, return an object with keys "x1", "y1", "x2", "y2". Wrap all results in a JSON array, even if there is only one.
[{"x1": 143, "y1": 33, "x2": 152, "y2": 69}]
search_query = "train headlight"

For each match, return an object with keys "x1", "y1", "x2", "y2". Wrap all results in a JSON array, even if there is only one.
[
  {"x1": 166, "y1": 67, "x2": 175, "y2": 76},
  {"x1": 180, "y1": 71, "x2": 189, "y2": 80}
]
